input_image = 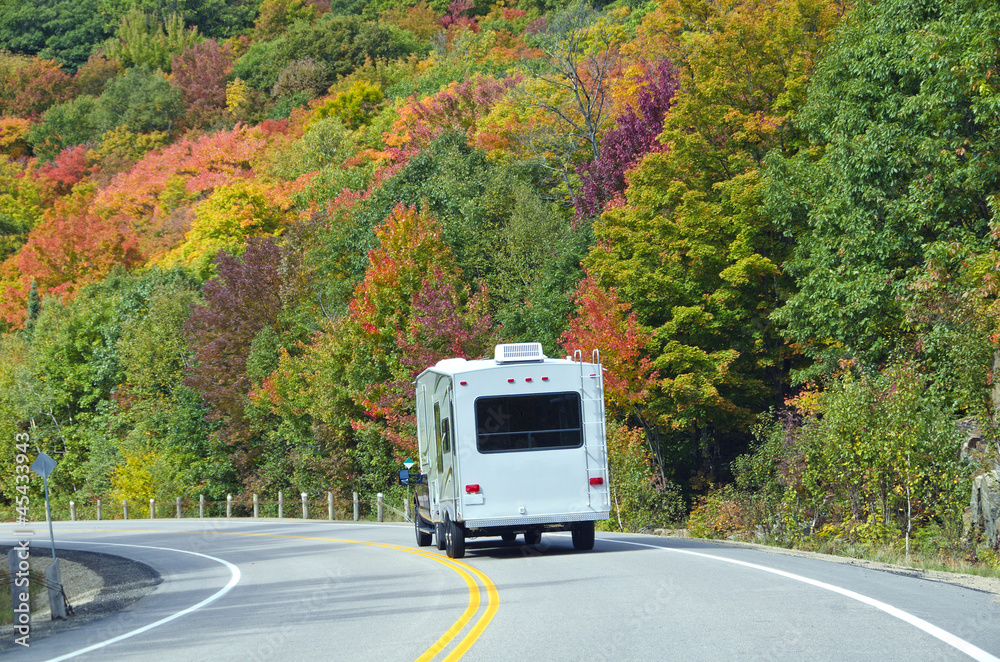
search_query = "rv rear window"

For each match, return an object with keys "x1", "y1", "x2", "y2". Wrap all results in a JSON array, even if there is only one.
[{"x1": 475, "y1": 392, "x2": 582, "y2": 453}]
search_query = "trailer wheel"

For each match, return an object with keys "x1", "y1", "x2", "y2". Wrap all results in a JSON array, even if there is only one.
[
  {"x1": 415, "y1": 517, "x2": 432, "y2": 547},
  {"x1": 571, "y1": 521, "x2": 595, "y2": 550},
  {"x1": 435, "y1": 522, "x2": 447, "y2": 550},
  {"x1": 500, "y1": 532, "x2": 516, "y2": 543},
  {"x1": 445, "y1": 518, "x2": 465, "y2": 559},
  {"x1": 523, "y1": 529, "x2": 541, "y2": 545}
]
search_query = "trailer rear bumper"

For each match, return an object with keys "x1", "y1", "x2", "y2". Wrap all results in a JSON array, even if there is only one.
[{"x1": 463, "y1": 511, "x2": 609, "y2": 529}]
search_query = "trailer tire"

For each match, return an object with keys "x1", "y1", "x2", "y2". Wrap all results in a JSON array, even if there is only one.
[
  {"x1": 523, "y1": 529, "x2": 541, "y2": 545},
  {"x1": 415, "y1": 517, "x2": 432, "y2": 547},
  {"x1": 571, "y1": 521, "x2": 595, "y2": 550},
  {"x1": 445, "y1": 518, "x2": 465, "y2": 559},
  {"x1": 500, "y1": 532, "x2": 516, "y2": 543},
  {"x1": 435, "y1": 522, "x2": 447, "y2": 550}
]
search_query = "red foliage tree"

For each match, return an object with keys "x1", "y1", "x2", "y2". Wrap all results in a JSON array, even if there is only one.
[
  {"x1": 183, "y1": 238, "x2": 284, "y2": 468},
  {"x1": 0, "y1": 58, "x2": 73, "y2": 118},
  {"x1": 34, "y1": 145, "x2": 97, "y2": 200},
  {"x1": 170, "y1": 39, "x2": 234, "y2": 128},
  {"x1": 93, "y1": 125, "x2": 270, "y2": 257},
  {"x1": 575, "y1": 58, "x2": 679, "y2": 218},
  {"x1": 1, "y1": 190, "x2": 143, "y2": 325},
  {"x1": 560, "y1": 272, "x2": 656, "y2": 416}
]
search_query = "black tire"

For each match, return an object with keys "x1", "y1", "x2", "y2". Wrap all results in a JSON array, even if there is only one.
[
  {"x1": 571, "y1": 521, "x2": 595, "y2": 551},
  {"x1": 445, "y1": 518, "x2": 465, "y2": 559},
  {"x1": 415, "y1": 517, "x2": 432, "y2": 547},
  {"x1": 435, "y1": 522, "x2": 447, "y2": 550},
  {"x1": 500, "y1": 532, "x2": 516, "y2": 543},
  {"x1": 523, "y1": 529, "x2": 541, "y2": 545}
]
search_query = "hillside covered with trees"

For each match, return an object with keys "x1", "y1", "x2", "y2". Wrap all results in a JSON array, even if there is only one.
[{"x1": 1, "y1": 0, "x2": 998, "y2": 565}]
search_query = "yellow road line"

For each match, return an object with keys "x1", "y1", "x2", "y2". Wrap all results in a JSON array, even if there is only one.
[{"x1": 45, "y1": 526, "x2": 499, "y2": 661}]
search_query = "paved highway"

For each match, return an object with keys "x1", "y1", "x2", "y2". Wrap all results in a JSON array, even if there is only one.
[{"x1": 2, "y1": 520, "x2": 998, "y2": 661}]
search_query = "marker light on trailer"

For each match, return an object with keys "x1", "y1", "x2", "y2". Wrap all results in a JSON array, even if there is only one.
[
  {"x1": 589, "y1": 477, "x2": 604, "y2": 486},
  {"x1": 465, "y1": 484, "x2": 480, "y2": 494}
]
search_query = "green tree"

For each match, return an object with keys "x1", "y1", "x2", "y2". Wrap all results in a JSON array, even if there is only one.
[{"x1": 765, "y1": 0, "x2": 1000, "y2": 373}]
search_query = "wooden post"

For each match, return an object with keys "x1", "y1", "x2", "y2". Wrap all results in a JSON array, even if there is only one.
[
  {"x1": 253, "y1": 493, "x2": 259, "y2": 518},
  {"x1": 199, "y1": 494, "x2": 204, "y2": 518},
  {"x1": 328, "y1": 492, "x2": 334, "y2": 521},
  {"x1": 176, "y1": 496, "x2": 182, "y2": 519},
  {"x1": 377, "y1": 493, "x2": 384, "y2": 522},
  {"x1": 353, "y1": 492, "x2": 359, "y2": 521},
  {"x1": 70, "y1": 500, "x2": 76, "y2": 521},
  {"x1": 226, "y1": 494, "x2": 232, "y2": 518},
  {"x1": 278, "y1": 490, "x2": 284, "y2": 518}
]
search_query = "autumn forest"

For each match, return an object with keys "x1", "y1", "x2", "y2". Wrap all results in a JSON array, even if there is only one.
[{"x1": 1, "y1": 0, "x2": 998, "y2": 563}]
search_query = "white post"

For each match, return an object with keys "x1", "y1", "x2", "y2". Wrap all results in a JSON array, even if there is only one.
[
  {"x1": 301, "y1": 492, "x2": 308, "y2": 519},
  {"x1": 176, "y1": 496, "x2": 182, "y2": 519},
  {"x1": 405, "y1": 498, "x2": 410, "y2": 521},
  {"x1": 278, "y1": 491, "x2": 284, "y2": 518},
  {"x1": 69, "y1": 500, "x2": 76, "y2": 521},
  {"x1": 253, "y1": 493, "x2": 259, "y2": 518},
  {"x1": 199, "y1": 494, "x2": 204, "y2": 518},
  {"x1": 150, "y1": 498, "x2": 155, "y2": 519},
  {"x1": 377, "y1": 493, "x2": 384, "y2": 522},
  {"x1": 226, "y1": 494, "x2": 232, "y2": 518},
  {"x1": 353, "y1": 492, "x2": 359, "y2": 521},
  {"x1": 328, "y1": 492, "x2": 334, "y2": 521},
  {"x1": 96, "y1": 498, "x2": 101, "y2": 521},
  {"x1": 123, "y1": 500, "x2": 128, "y2": 520}
]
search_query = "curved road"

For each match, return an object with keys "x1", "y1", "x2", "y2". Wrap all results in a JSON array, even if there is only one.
[{"x1": 2, "y1": 520, "x2": 998, "y2": 661}]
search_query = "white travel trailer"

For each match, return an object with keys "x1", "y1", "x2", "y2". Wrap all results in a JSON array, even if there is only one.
[{"x1": 408, "y1": 342, "x2": 610, "y2": 558}]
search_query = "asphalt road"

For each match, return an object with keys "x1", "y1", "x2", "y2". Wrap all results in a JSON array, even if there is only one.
[{"x1": 2, "y1": 519, "x2": 999, "y2": 661}]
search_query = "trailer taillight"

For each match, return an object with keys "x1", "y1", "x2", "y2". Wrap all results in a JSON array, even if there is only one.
[
  {"x1": 507, "y1": 378, "x2": 515, "y2": 383},
  {"x1": 589, "y1": 477, "x2": 604, "y2": 486},
  {"x1": 525, "y1": 377, "x2": 533, "y2": 382},
  {"x1": 465, "y1": 484, "x2": 481, "y2": 494}
]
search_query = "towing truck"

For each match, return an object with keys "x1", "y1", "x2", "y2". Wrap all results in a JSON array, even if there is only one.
[{"x1": 405, "y1": 342, "x2": 610, "y2": 558}]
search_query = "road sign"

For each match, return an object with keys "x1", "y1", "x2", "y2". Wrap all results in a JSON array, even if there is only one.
[
  {"x1": 403, "y1": 457, "x2": 415, "y2": 469},
  {"x1": 31, "y1": 452, "x2": 57, "y2": 479}
]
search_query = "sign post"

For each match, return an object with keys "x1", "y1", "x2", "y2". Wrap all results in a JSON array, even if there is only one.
[{"x1": 30, "y1": 452, "x2": 65, "y2": 619}]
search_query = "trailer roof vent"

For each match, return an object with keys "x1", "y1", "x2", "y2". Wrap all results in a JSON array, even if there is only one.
[{"x1": 494, "y1": 342, "x2": 546, "y2": 364}]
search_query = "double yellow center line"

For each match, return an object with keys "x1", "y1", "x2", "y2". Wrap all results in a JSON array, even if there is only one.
[{"x1": 52, "y1": 527, "x2": 499, "y2": 661}]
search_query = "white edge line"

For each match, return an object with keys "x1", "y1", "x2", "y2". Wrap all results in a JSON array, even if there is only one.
[
  {"x1": 604, "y1": 537, "x2": 999, "y2": 662},
  {"x1": 42, "y1": 541, "x2": 242, "y2": 662}
]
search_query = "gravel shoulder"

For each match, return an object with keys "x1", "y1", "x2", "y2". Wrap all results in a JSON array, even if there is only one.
[{"x1": 1, "y1": 545, "x2": 160, "y2": 651}]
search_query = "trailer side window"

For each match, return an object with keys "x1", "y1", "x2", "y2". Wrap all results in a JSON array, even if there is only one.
[
  {"x1": 475, "y1": 392, "x2": 582, "y2": 453},
  {"x1": 434, "y1": 402, "x2": 443, "y2": 467},
  {"x1": 441, "y1": 417, "x2": 451, "y2": 454}
]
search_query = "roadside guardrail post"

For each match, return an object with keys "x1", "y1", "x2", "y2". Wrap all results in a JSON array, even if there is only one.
[
  {"x1": 123, "y1": 500, "x2": 128, "y2": 520},
  {"x1": 69, "y1": 500, "x2": 76, "y2": 521},
  {"x1": 199, "y1": 494, "x2": 204, "y2": 518},
  {"x1": 176, "y1": 496, "x2": 182, "y2": 519},
  {"x1": 150, "y1": 498, "x2": 155, "y2": 519},
  {"x1": 226, "y1": 494, "x2": 232, "y2": 518},
  {"x1": 377, "y1": 493, "x2": 384, "y2": 522},
  {"x1": 278, "y1": 490, "x2": 283, "y2": 518},
  {"x1": 253, "y1": 493, "x2": 259, "y2": 518},
  {"x1": 301, "y1": 492, "x2": 308, "y2": 519},
  {"x1": 328, "y1": 492, "x2": 333, "y2": 520},
  {"x1": 353, "y1": 492, "x2": 359, "y2": 521}
]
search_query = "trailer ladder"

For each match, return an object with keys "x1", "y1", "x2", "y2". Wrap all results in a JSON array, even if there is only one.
[{"x1": 576, "y1": 349, "x2": 610, "y2": 510}]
